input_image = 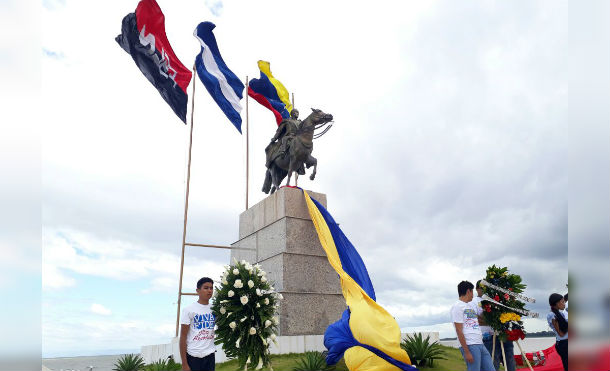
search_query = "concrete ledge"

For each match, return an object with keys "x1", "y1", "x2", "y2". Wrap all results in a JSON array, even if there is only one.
[
  {"x1": 238, "y1": 187, "x2": 327, "y2": 239},
  {"x1": 141, "y1": 332, "x2": 439, "y2": 364}
]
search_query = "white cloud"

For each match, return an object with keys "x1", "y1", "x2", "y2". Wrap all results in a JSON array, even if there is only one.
[
  {"x1": 42, "y1": 265, "x2": 76, "y2": 289},
  {"x1": 204, "y1": 0, "x2": 223, "y2": 16},
  {"x1": 90, "y1": 303, "x2": 112, "y2": 316},
  {"x1": 43, "y1": 315, "x2": 174, "y2": 356},
  {"x1": 43, "y1": 227, "x2": 227, "y2": 293}
]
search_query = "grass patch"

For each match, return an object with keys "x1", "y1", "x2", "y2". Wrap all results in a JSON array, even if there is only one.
[
  {"x1": 215, "y1": 353, "x2": 349, "y2": 371},
  {"x1": 215, "y1": 346, "x2": 465, "y2": 371},
  {"x1": 420, "y1": 345, "x2": 466, "y2": 370}
]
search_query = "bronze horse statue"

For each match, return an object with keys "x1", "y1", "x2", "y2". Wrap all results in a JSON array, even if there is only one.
[{"x1": 262, "y1": 108, "x2": 333, "y2": 194}]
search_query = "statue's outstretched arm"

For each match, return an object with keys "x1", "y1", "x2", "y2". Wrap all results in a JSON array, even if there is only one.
[{"x1": 271, "y1": 124, "x2": 285, "y2": 142}]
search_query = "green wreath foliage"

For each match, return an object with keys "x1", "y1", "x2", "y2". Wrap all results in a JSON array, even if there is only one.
[
  {"x1": 212, "y1": 259, "x2": 281, "y2": 370},
  {"x1": 480, "y1": 265, "x2": 528, "y2": 342}
]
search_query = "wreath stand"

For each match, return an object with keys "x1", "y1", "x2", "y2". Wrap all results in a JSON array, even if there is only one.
[
  {"x1": 491, "y1": 332, "x2": 534, "y2": 371},
  {"x1": 516, "y1": 339, "x2": 534, "y2": 371}
]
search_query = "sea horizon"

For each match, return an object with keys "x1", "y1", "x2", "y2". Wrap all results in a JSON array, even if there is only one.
[{"x1": 43, "y1": 349, "x2": 140, "y2": 359}]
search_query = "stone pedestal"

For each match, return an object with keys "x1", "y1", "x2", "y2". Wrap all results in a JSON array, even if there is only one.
[{"x1": 230, "y1": 187, "x2": 346, "y2": 336}]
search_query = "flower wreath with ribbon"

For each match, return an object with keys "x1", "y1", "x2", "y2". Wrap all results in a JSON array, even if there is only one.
[{"x1": 479, "y1": 265, "x2": 533, "y2": 342}]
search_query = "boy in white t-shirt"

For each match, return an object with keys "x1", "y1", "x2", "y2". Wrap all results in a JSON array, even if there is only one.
[
  {"x1": 451, "y1": 281, "x2": 495, "y2": 371},
  {"x1": 180, "y1": 277, "x2": 216, "y2": 371}
]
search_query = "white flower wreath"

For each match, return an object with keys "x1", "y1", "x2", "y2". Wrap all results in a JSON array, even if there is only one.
[{"x1": 212, "y1": 259, "x2": 283, "y2": 370}]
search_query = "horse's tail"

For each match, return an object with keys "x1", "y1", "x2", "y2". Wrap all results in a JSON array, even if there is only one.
[{"x1": 262, "y1": 168, "x2": 272, "y2": 194}]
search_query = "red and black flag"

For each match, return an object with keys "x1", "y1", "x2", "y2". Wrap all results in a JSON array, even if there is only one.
[{"x1": 116, "y1": 0, "x2": 192, "y2": 123}]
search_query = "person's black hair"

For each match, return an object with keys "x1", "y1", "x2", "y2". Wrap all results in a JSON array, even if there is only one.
[
  {"x1": 563, "y1": 293, "x2": 568, "y2": 302},
  {"x1": 458, "y1": 281, "x2": 474, "y2": 297},
  {"x1": 197, "y1": 277, "x2": 213, "y2": 289},
  {"x1": 476, "y1": 280, "x2": 482, "y2": 289},
  {"x1": 549, "y1": 293, "x2": 568, "y2": 333}
]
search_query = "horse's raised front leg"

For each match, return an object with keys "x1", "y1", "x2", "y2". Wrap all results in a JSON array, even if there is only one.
[{"x1": 306, "y1": 155, "x2": 317, "y2": 180}]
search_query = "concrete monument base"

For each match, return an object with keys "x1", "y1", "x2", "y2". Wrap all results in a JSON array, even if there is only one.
[{"x1": 230, "y1": 187, "x2": 345, "y2": 336}]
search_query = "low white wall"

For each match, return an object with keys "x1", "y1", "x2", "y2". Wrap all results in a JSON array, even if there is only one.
[{"x1": 141, "y1": 332, "x2": 440, "y2": 364}]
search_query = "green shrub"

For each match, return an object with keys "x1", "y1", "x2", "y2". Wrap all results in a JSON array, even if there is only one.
[
  {"x1": 293, "y1": 351, "x2": 335, "y2": 371},
  {"x1": 400, "y1": 333, "x2": 447, "y2": 368},
  {"x1": 142, "y1": 358, "x2": 181, "y2": 371},
  {"x1": 113, "y1": 354, "x2": 146, "y2": 371}
]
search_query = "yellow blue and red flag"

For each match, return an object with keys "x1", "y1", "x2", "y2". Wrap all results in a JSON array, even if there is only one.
[
  {"x1": 248, "y1": 61, "x2": 293, "y2": 125},
  {"x1": 304, "y1": 191, "x2": 417, "y2": 371}
]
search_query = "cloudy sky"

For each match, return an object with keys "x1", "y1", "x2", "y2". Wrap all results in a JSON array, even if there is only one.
[{"x1": 37, "y1": 0, "x2": 570, "y2": 357}]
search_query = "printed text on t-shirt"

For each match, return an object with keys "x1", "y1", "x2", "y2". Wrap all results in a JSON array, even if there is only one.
[
  {"x1": 464, "y1": 308, "x2": 479, "y2": 329},
  {"x1": 193, "y1": 313, "x2": 215, "y2": 330}
]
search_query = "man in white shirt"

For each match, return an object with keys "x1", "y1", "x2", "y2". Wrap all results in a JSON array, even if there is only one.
[
  {"x1": 451, "y1": 281, "x2": 495, "y2": 371},
  {"x1": 180, "y1": 277, "x2": 216, "y2": 371}
]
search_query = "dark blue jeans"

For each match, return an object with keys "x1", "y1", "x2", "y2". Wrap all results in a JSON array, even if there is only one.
[
  {"x1": 187, "y1": 352, "x2": 215, "y2": 371},
  {"x1": 482, "y1": 338, "x2": 515, "y2": 371}
]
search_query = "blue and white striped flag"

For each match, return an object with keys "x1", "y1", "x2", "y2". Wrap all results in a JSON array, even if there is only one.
[{"x1": 194, "y1": 22, "x2": 245, "y2": 133}]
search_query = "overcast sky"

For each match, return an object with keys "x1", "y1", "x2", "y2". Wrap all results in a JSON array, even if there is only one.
[{"x1": 37, "y1": 0, "x2": 569, "y2": 357}]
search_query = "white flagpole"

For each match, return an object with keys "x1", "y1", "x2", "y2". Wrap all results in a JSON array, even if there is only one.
[
  {"x1": 245, "y1": 76, "x2": 250, "y2": 210},
  {"x1": 175, "y1": 64, "x2": 197, "y2": 337},
  {"x1": 292, "y1": 92, "x2": 298, "y2": 187}
]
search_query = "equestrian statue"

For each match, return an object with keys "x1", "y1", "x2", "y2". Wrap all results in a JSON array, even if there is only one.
[{"x1": 262, "y1": 108, "x2": 333, "y2": 194}]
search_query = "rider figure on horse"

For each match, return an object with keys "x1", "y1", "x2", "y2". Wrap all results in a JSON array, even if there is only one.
[{"x1": 267, "y1": 108, "x2": 301, "y2": 167}]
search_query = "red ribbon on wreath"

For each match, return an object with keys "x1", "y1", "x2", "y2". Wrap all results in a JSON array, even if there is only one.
[{"x1": 505, "y1": 329, "x2": 525, "y2": 341}]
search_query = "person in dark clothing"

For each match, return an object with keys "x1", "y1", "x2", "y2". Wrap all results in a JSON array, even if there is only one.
[{"x1": 547, "y1": 293, "x2": 568, "y2": 371}]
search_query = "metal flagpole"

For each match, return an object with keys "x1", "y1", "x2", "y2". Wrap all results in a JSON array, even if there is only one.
[
  {"x1": 175, "y1": 64, "x2": 197, "y2": 337},
  {"x1": 245, "y1": 76, "x2": 249, "y2": 210},
  {"x1": 292, "y1": 92, "x2": 297, "y2": 187}
]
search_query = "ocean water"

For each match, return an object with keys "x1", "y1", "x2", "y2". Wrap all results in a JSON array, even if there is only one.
[
  {"x1": 42, "y1": 354, "x2": 128, "y2": 371},
  {"x1": 440, "y1": 336, "x2": 556, "y2": 353}
]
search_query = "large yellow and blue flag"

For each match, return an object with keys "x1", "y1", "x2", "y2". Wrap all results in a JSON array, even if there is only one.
[{"x1": 304, "y1": 191, "x2": 417, "y2": 371}]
